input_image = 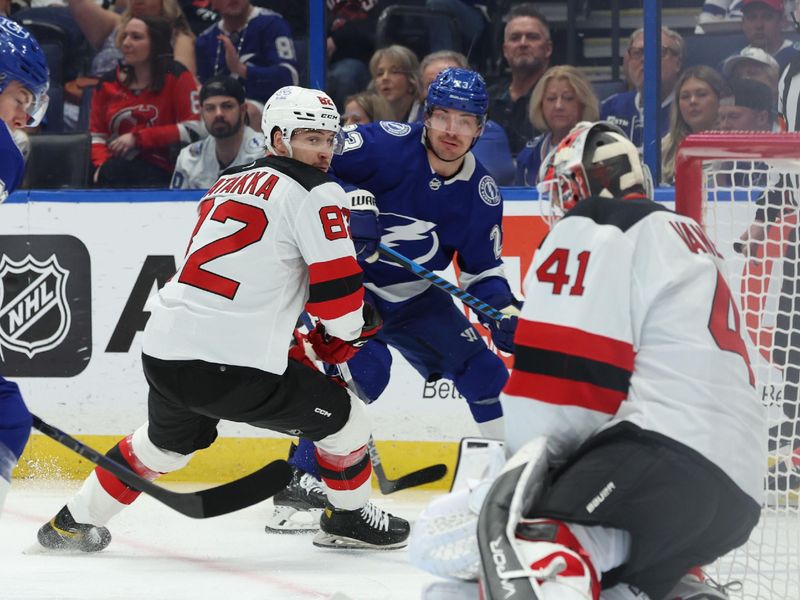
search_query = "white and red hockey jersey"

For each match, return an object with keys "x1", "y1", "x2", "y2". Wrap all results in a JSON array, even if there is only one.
[
  {"x1": 502, "y1": 197, "x2": 766, "y2": 504},
  {"x1": 143, "y1": 155, "x2": 365, "y2": 375}
]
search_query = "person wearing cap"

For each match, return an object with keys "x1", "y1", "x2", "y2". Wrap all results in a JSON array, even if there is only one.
[
  {"x1": 171, "y1": 75, "x2": 264, "y2": 189},
  {"x1": 722, "y1": 45, "x2": 781, "y2": 104},
  {"x1": 740, "y1": 0, "x2": 799, "y2": 71},
  {"x1": 600, "y1": 26, "x2": 684, "y2": 150},
  {"x1": 719, "y1": 77, "x2": 775, "y2": 130}
]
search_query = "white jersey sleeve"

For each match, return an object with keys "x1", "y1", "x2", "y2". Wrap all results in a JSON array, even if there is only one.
[
  {"x1": 143, "y1": 155, "x2": 364, "y2": 374},
  {"x1": 502, "y1": 197, "x2": 766, "y2": 504}
]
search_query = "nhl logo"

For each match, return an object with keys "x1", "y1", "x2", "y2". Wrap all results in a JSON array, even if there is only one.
[
  {"x1": 429, "y1": 177, "x2": 442, "y2": 191},
  {"x1": 0, "y1": 254, "x2": 71, "y2": 358}
]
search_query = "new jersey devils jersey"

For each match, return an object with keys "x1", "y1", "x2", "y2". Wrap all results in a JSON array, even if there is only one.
[
  {"x1": 330, "y1": 121, "x2": 513, "y2": 308},
  {"x1": 143, "y1": 155, "x2": 365, "y2": 375},
  {"x1": 90, "y1": 63, "x2": 201, "y2": 171},
  {"x1": 502, "y1": 197, "x2": 766, "y2": 503}
]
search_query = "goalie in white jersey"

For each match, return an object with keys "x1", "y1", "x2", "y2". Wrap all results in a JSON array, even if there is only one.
[
  {"x1": 36, "y1": 86, "x2": 410, "y2": 553},
  {"x1": 411, "y1": 122, "x2": 766, "y2": 600}
]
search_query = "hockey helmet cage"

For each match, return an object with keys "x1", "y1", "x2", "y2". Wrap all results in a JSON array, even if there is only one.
[
  {"x1": 0, "y1": 17, "x2": 49, "y2": 126},
  {"x1": 425, "y1": 67, "x2": 488, "y2": 123},
  {"x1": 537, "y1": 121, "x2": 652, "y2": 222},
  {"x1": 262, "y1": 86, "x2": 343, "y2": 157}
]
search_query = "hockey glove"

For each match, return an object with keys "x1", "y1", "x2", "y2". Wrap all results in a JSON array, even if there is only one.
[
  {"x1": 482, "y1": 302, "x2": 520, "y2": 354},
  {"x1": 307, "y1": 302, "x2": 382, "y2": 364},
  {"x1": 347, "y1": 189, "x2": 380, "y2": 263}
]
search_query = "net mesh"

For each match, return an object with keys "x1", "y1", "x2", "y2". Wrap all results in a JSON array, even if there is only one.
[{"x1": 692, "y1": 154, "x2": 800, "y2": 600}]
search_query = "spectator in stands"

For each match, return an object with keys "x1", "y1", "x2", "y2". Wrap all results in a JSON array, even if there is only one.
[
  {"x1": 340, "y1": 91, "x2": 393, "y2": 127},
  {"x1": 368, "y1": 45, "x2": 422, "y2": 122},
  {"x1": 719, "y1": 77, "x2": 775, "y2": 130},
  {"x1": 326, "y1": 0, "x2": 385, "y2": 109},
  {"x1": 171, "y1": 75, "x2": 263, "y2": 189},
  {"x1": 418, "y1": 49, "x2": 514, "y2": 184},
  {"x1": 661, "y1": 66, "x2": 730, "y2": 185},
  {"x1": 515, "y1": 65, "x2": 599, "y2": 187},
  {"x1": 90, "y1": 16, "x2": 202, "y2": 187},
  {"x1": 68, "y1": 0, "x2": 196, "y2": 77},
  {"x1": 601, "y1": 26, "x2": 683, "y2": 150},
  {"x1": 740, "y1": 0, "x2": 798, "y2": 71},
  {"x1": 722, "y1": 45, "x2": 781, "y2": 96},
  {"x1": 196, "y1": 0, "x2": 298, "y2": 114},
  {"x1": 487, "y1": 3, "x2": 552, "y2": 154}
]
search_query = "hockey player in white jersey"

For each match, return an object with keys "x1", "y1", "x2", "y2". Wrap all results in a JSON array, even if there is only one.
[
  {"x1": 37, "y1": 86, "x2": 410, "y2": 552},
  {"x1": 170, "y1": 75, "x2": 264, "y2": 190},
  {"x1": 411, "y1": 122, "x2": 766, "y2": 600}
]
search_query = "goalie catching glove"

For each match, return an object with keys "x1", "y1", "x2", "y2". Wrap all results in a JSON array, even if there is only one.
[
  {"x1": 306, "y1": 302, "x2": 382, "y2": 364},
  {"x1": 347, "y1": 189, "x2": 380, "y2": 263}
]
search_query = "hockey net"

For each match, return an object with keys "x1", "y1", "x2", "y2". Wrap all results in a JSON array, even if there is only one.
[{"x1": 675, "y1": 132, "x2": 800, "y2": 600}]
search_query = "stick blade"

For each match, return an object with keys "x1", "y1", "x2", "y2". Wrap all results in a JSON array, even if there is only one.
[
  {"x1": 195, "y1": 460, "x2": 293, "y2": 518},
  {"x1": 379, "y1": 463, "x2": 448, "y2": 494}
]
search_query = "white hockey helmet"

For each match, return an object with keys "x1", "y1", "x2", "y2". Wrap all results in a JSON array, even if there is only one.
[
  {"x1": 261, "y1": 86, "x2": 343, "y2": 157},
  {"x1": 537, "y1": 121, "x2": 652, "y2": 222}
]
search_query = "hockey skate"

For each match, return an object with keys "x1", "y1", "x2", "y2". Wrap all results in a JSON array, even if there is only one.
[
  {"x1": 37, "y1": 505, "x2": 111, "y2": 552},
  {"x1": 766, "y1": 447, "x2": 800, "y2": 493},
  {"x1": 265, "y1": 466, "x2": 327, "y2": 533},
  {"x1": 313, "y1": 502, "x2": 410, "y2": 549}
]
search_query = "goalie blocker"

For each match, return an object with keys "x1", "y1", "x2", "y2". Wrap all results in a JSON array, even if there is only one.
[{"x1": 477, "y1": 425, "x2": 760, "y2": 600}]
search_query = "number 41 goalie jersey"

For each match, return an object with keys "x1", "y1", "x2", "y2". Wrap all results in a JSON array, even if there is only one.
[
  {"x1": 142, "y1": 156, "x2": 365, "y2": 375},
  {"x1": 502, "y1": 197, "x2": 766, "y2": 504}
]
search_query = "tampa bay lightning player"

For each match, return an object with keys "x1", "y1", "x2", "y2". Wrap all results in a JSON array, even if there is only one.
[
  {"x1": 266, "y1": 68, "x2": 519, "y2": 532},
  {"x1": 0, "y1": 15, "x2": 48, "y2": 515}
]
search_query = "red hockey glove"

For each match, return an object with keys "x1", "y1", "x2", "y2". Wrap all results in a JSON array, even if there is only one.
[
  {"x1": 287, "y1": 329, "x2": 318, "y2": 370},
  {"x1": 306, "y1": 302, "x2": 382, "y2": 364}
]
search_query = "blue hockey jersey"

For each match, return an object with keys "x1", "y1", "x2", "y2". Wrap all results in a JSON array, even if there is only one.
[
  {"x1": 330, "y1": 121, "x2": 512, "y2": 309},
  {"x1": 196, "y1": 7, "x2": 299, "y2": 103},
  {"x1": 0, "y1": 122, "x2": 23, "y2": 202}
]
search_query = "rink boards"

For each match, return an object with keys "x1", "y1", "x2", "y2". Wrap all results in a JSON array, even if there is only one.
[{"x1": 2, "y1": 188, "x2": 767, "y2": 487}]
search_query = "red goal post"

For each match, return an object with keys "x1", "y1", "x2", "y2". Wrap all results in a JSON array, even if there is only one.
[{"x1": 674, "y1": 131, "x2": 800, "y2": 600}]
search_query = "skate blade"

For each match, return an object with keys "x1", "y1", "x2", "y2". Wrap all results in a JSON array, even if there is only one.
[
  {"x1": 312, "y1": 531, "x2": 409, "y2": 550},
  {"x1": 264, "y1": 505, "x2": 322, "y2": 534},
  {"x1": 23, "y1": 542, "x2": 90, "y2": 555}
]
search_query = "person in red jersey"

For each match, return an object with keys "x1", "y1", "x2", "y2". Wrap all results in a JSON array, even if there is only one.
[{"x1": 90, "y1": 15, "x2": 203, "y2": 187}]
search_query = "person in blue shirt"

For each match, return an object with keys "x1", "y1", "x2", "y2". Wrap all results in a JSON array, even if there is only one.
[
  {"x1": 515, "y1": 65, "x2": 599, "y2": 186},
  {"x1": 268, "y1": 68, "x2": 519, "y2": 532},
  {"x1": 600, "y1": 26, "x2": 683, "y2": 150},
  {"x1": 196, "y1": 0, "x2": 298, "y2": 106},
  {"x1": 0, "y1": 15, "x2": 48, "y2": 516}
]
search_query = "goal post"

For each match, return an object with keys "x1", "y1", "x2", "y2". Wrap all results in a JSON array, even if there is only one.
[{"x1": 675, "y1": 131, "x2": 800, "y2": 600}]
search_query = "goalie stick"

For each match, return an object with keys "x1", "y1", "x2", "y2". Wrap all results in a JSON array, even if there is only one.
[
  {"x1": 377, "y1": 243, "x2": 507, "y2": 323},
  {"x1": 32, "y1": 414, "x2": 292, "y2": 519},
  {"x1": 338, "y1": 362, "x2": 448, "y2": 494}
]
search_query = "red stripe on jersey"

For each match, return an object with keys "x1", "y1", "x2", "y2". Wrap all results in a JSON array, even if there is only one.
[
  {"x1": 515, "y1": 320, "x2": 634, "y2": 372},
  {"x1": 504, "y1": 370, "x2": 626, "y2": 415},
  {"x1": 306, "y1": 288, "x2": 364, "y2": 321},
  {"x1": 309, "y1": 256, "x2": 362, "y2": 284}
]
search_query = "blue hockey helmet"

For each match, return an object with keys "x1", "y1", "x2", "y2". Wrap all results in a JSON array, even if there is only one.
[
  {"x1": 425, "y1": 67, "x2": 488, "y2": 121},
  {"x1": 0, "y1": 17, "x2": 50, "y2": 126}
]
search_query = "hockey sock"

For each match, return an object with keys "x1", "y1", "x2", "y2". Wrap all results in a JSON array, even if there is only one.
[
  {"x1": 315, "y1": 445, "x2": 372, "y2": 510},
  {"x1": 289, "y1": 438, "x2": 321, "y2": 479}
]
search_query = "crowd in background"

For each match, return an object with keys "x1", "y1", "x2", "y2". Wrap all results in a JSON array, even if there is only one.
[{"x1": 3, "y1": 0, "x2": 796, "y2": 189}]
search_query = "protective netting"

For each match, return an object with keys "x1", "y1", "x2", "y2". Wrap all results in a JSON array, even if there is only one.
[{"x1": 697, "y1": 157, "x2": 800, "y2": 600}]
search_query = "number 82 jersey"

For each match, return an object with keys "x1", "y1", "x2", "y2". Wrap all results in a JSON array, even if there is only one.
[
  {"x1": 142, "y1": 155, "x2": 365, "y2": 375},
  {"x1": 501, "y1": 196, "x2": 766, "y2": 504}
]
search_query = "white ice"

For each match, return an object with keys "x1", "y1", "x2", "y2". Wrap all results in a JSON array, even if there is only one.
[{"x1": 1, "y1": 480, "x2": 442, "y2": 600}]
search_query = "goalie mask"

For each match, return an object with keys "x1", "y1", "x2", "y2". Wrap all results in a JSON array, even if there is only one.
[
  {"x1": 537, "y1": 121, "x2": 652, "y2": 223},
  {"x1": 261, "y1": 86, "x2": 344, "y2": 158},
  {"x1": 0, "y1": 16, "x2": 49, "y2": 127}
]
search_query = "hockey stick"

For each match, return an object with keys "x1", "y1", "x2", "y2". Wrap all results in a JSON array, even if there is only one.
[
  {"x1": 31, "y1": 414, "x2": 292, "y2": 519},
  {"x1": 377, "y1": 243, "x2": 506, "y2": 322},
  {"x1": 337, "y1": 362, "x2": 448, "y2": 494}
]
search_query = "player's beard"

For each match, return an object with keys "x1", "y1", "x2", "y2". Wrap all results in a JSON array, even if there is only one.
[{"x1": 209, "y1": 118, "x2": 242, "y2": 139}]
